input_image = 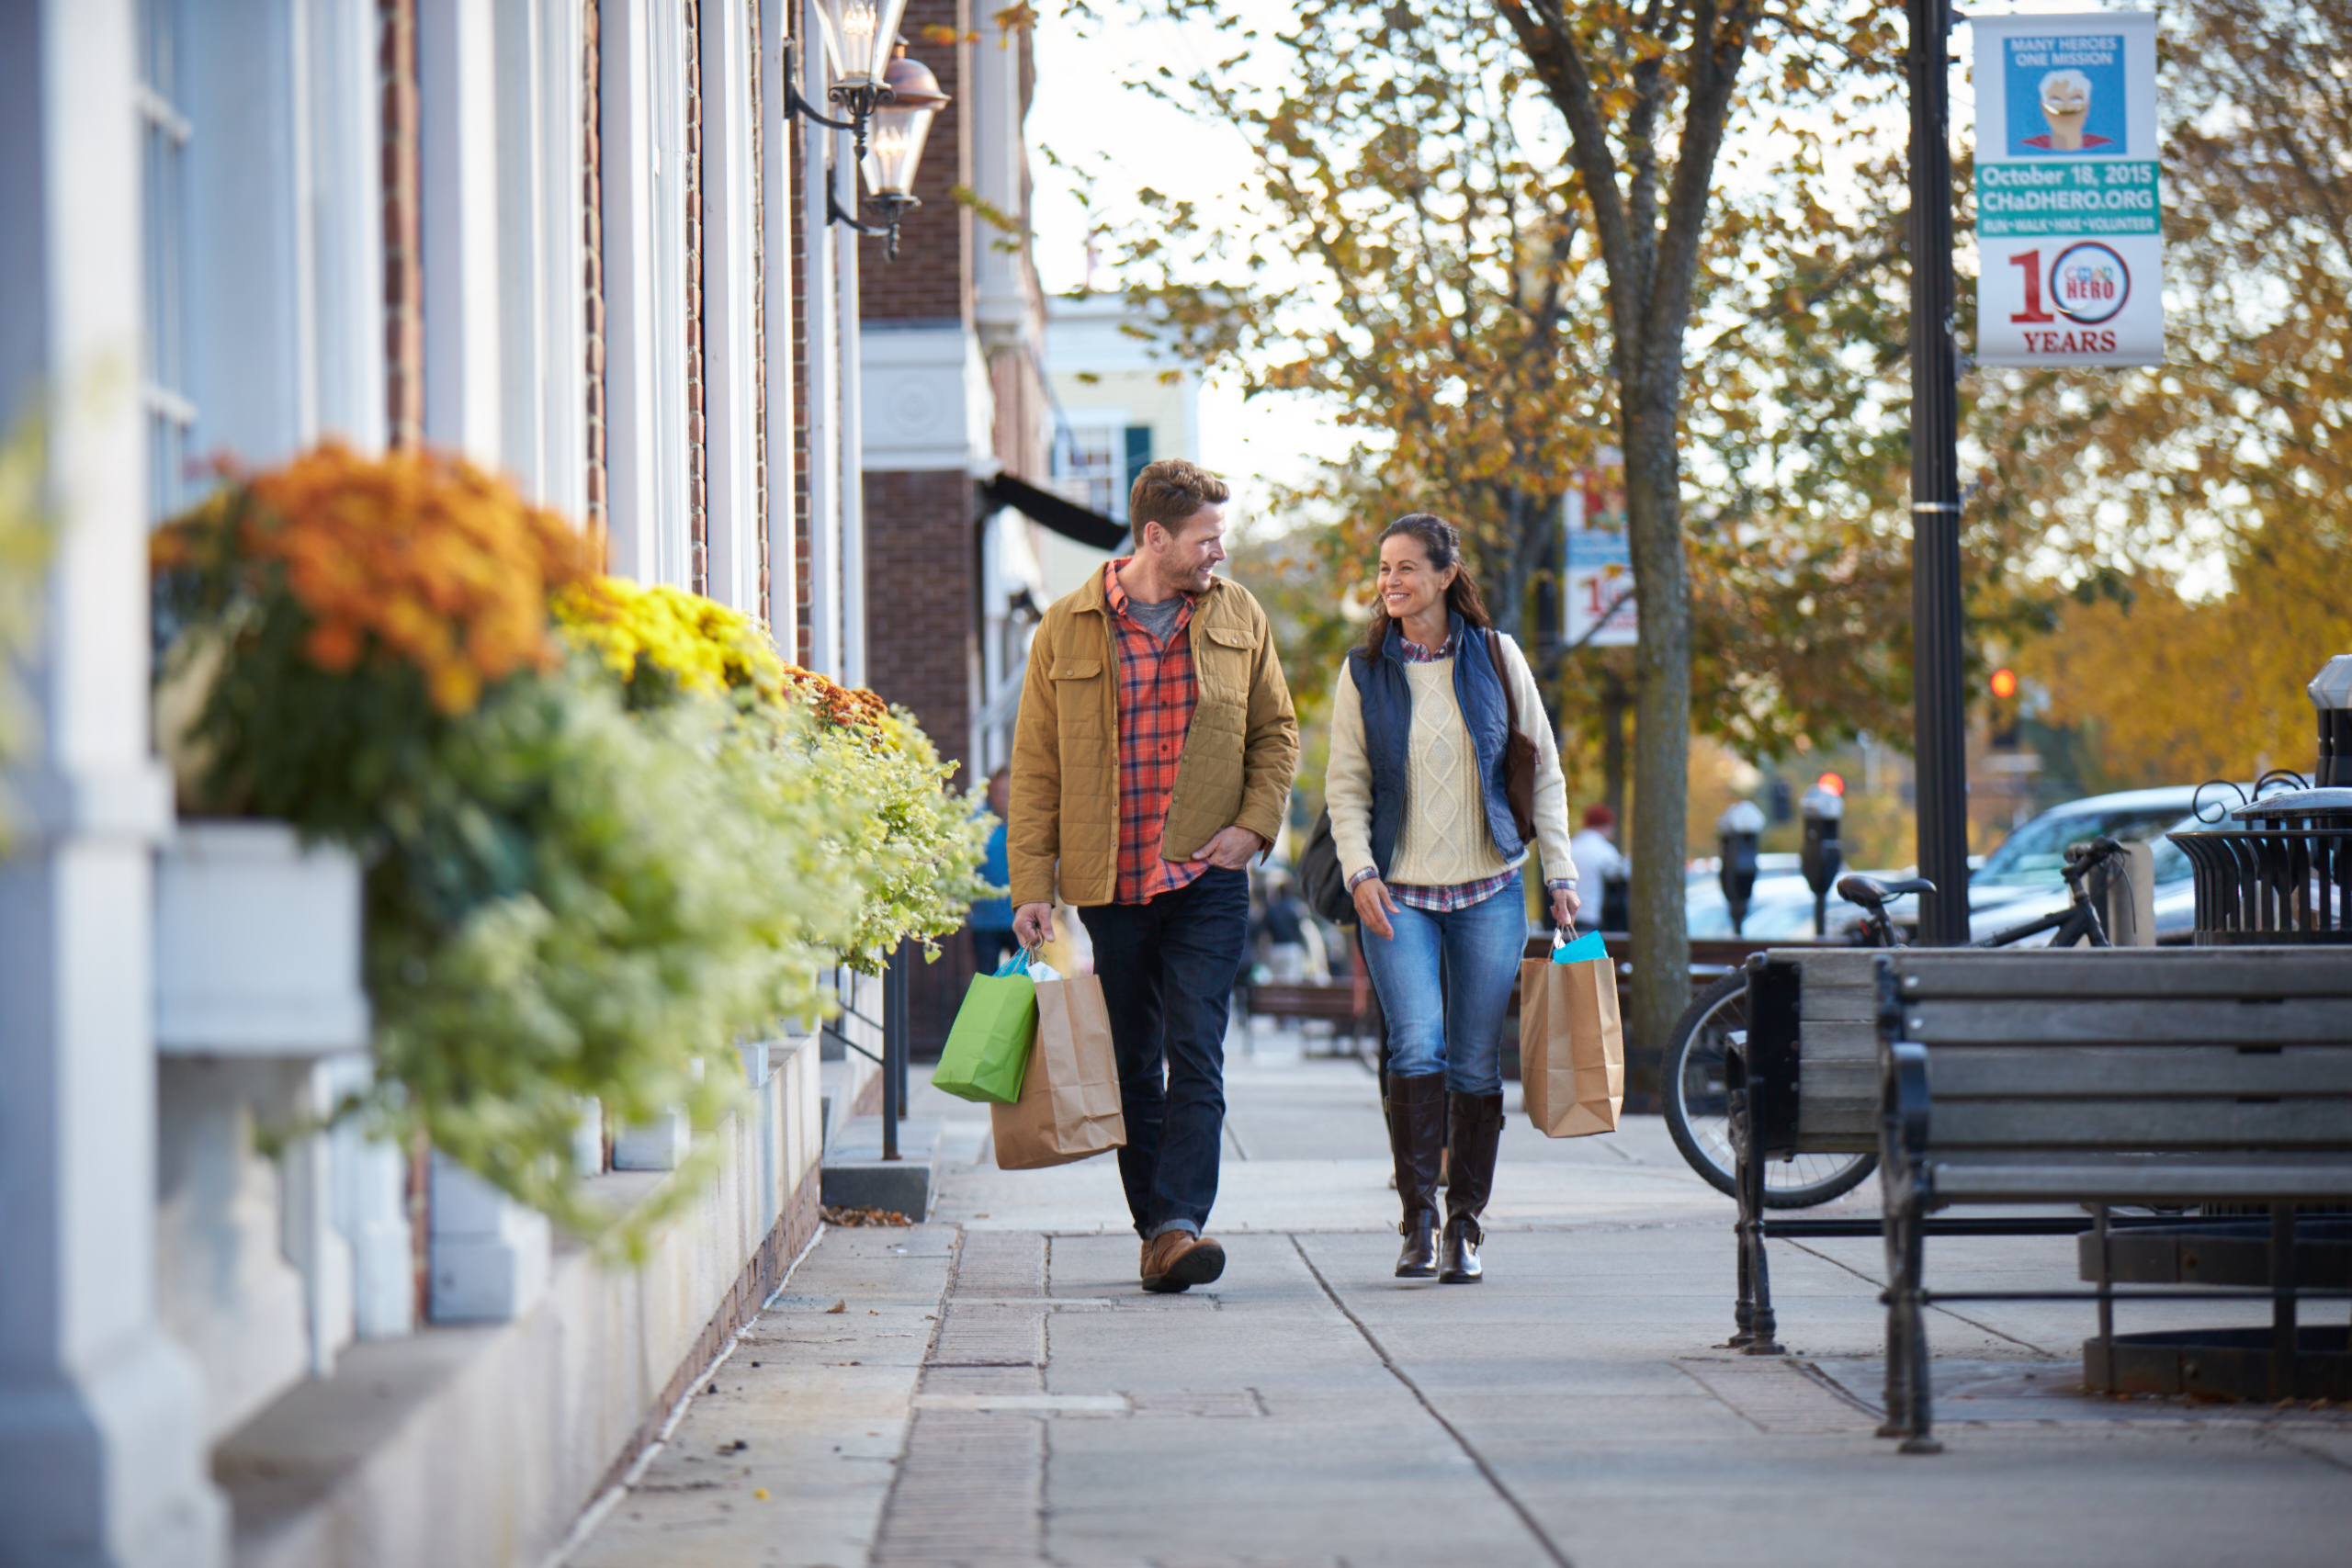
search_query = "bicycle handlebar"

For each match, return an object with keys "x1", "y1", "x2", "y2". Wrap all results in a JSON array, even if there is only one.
[{"x1": 2060, "y1": 835, "x2": 2126, "y2": 886}]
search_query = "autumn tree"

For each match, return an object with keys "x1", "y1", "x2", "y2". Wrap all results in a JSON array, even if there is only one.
[
  {"x1": 1084, "y1": 0, "x2": 1941, "y2": 1062},
  {"x1": 1973, "y1": 2, "x2": 2352, "y2": 778}
]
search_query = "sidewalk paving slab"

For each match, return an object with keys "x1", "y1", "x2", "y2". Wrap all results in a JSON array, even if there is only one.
[{"x1": 563, "y1": 1055, "x2": 2352, "y2": 1568}]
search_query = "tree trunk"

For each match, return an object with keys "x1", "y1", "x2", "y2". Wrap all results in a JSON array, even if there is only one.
[
  {"x1": 1622, "y1": 398, "x2": 1690, "y2": 1098},
  {"x1": 1600, "y1": 667, "x2": 1629, "y2": 832}
]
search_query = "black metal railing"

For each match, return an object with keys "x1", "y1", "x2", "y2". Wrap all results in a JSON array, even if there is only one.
[{"x1": 2171, "y1": 820, "x2": 2352, "y2": 945}]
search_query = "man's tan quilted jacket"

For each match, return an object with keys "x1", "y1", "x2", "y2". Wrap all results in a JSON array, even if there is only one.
[{"x1": 1007, "y1": 569, "x2": 1297, "y2": 908}]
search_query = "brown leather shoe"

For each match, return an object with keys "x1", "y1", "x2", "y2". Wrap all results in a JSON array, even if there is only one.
[{"x1": 1140, "y1": 1230, "x2": 1227, "y2": 1293}]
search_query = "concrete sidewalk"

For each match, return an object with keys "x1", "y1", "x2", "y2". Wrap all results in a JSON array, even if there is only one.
[{"x1": 569, "y1": 1049, "x2": 2352, "y2": 1568}]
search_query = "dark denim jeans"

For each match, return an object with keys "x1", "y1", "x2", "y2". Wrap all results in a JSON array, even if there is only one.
[
  {"x1": 1078, "y1": 867, "x2": 1250, "y2": 1239},
  {"x1": 1359, "y1": 869, "x2": 1527, "y2": 1096}
]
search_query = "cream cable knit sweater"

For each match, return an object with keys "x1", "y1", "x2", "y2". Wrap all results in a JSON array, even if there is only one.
[{"x1": 1325, "y1": 632, "x2": 1577, "y2": 890}]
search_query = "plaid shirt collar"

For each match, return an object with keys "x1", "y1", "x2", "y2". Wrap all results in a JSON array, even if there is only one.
[
  {"x1": 1103, "y1": 558, "x2": 1196, "y2": 635},
  {"x1": 1396, "y1": 627, "x2": 1459, "y2": 662}
]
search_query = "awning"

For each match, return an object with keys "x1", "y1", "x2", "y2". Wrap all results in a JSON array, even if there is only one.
[{"x1": 978, "y1": 471, "x2": 1128, "y2": 551}]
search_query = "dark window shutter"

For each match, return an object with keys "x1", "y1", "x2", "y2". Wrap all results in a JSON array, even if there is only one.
[{"x1": 1123, "y1": 425, "x2": 1152, "y2": 515}]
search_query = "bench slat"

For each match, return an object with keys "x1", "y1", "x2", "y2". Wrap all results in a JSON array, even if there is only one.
[
  {"x1": 1893, "y1": 948, "x2": 2352, "y2": 1000},
  {"x1": 1903, "y1": 998, "x2": 2352, "y2": 1045},
  {"x1": 1796, "y1": 1020, "x2": 1876, "y2": 1064},
  {"x1": 1927, "y1": 1098, "x2": 2352, "y2": 1150},
  {"x1": 1927, "y1": 1161, "x2": 2352, "y2": 1204},
  {"x1": 1794, "y1": 1095, "x2": 1877, "y2": 1147},
  {"x1": 1930, "y1": 1045, "x2": 2352, "y2": 1098}
]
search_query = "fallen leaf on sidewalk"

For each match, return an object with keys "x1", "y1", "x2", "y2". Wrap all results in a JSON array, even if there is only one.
[{"x1": 824, "y1": 1300, "x2": 847, "y2": 1314}]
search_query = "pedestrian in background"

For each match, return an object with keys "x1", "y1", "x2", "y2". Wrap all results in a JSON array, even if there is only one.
[
  {"x1": 1008, "y1": 459, "x2": 1299, "y2": 1293},
  {"x1": 1325, "y1": 514, "x2": 1578, "y2": 1283},
  {"x1": 969, "y1": 766, "x2": 1019, "y2": 971},
  {"x1": 1569, "y1": 803, "x2": 1631, "y2": 933}
]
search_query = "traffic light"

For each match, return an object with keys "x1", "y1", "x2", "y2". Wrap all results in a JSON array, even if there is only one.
[{"x1": 1989, "y1": 667, "x2": 2022, "y2": 749}]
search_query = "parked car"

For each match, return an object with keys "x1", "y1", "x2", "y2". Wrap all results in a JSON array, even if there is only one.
[
  {"x1": 1684, "y1": 786, "x2": 2212, "y2": 944},
  {"x1": 1965, "y1": 786, "x2": 2208, "y2": 943}
]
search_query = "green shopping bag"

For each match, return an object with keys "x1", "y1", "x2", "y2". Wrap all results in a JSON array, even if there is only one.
[{"x1": 931, "y1": 950, "x2": 1038, "y2": 1104}]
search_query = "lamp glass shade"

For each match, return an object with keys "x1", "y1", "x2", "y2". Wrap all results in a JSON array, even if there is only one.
[
  {"x1": 811, "y1": 0, "x2": 911, "y2": 89},
  {"x1": 860, "y1": 55, "x2": 948, "y2": 199},
  {"x1": 862, "y1": 104, "x2": 937, "y2": 200}
]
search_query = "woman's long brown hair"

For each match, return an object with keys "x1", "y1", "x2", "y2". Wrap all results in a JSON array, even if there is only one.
[{"x1": 1361, "y1": 513, "x2": 1492, "y2": 659}]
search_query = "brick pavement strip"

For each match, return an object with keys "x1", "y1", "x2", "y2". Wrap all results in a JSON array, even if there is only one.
[{"x1": 872, "y1": 1230, "x2": 1052, "y2": 1568}]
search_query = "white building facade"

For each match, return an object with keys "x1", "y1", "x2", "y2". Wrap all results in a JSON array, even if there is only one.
[{"x1": 0, "y1": 2, "x2": 902, "y2": 1562}]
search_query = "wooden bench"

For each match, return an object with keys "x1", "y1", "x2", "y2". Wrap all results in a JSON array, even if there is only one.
[
  {"x1": 1243, "y1": 980, "x2": 1376, "y2": 1055},
  {"x1": 1873, "y1": 948, "x2": 2352, "y2": 1451},
  {"x1": 1723, "y1": 949, "x2": 1883, "y2": 1352}
]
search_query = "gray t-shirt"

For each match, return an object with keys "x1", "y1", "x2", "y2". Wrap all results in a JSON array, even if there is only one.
[{"x1": 1125, "y1": 592, "x2": 1188, "y2": 646}]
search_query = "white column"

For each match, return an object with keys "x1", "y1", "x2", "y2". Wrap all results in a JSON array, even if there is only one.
[
  {"x1": 602, "y1": 0, "x2": 660, "y2": 578},
  {"x1": 492, "y1": 0, "x2": 548, "y2": 495},
  {"x1": 184, "y1": 0, "x2": 309, "y2": 466},
  {"x1": 0, "y1": 1, "x2": 228, "y2": 1560},
  {"x1": 835, "y1": 164, "x2": 865, "y2": 687},
  {"x1": 306, "y1": 0, "x2": 390, "y2": 452},
  {"x1": 417, "y1": 0, "x2": 503, "y2": 464},
  {"x1": 762, "y1": 0, "x2": 797, "y2": 647},
  {"x1": 799, "y1": 0, "x2": 839, "y2": 676},
  {"x1": 534, "y1": 0, "x2": 587, "y2": 521},
  {"x1": 701, "y1": 0, "x2": 759, "y2": 613}
]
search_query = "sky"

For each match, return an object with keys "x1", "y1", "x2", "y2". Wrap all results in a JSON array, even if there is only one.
[
  {"x1": 1019, "y1": 0, "x2": 2141, "y2": 533},
  {"x1": 1023, "y1": 1, "x2": 1356, "y2": 530}
]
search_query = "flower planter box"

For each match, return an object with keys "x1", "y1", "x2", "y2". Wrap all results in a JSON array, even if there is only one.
[{"x1": 155, "y1": 819, "x2": 369, "y2": 1055}]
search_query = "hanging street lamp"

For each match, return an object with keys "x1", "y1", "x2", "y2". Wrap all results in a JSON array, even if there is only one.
[
  {"x1": 786, "y1": 27, "x2": 950, "y2": 263},
  {"x1": 853, "y1": 47, "x2": 949, "y2": 260},
  {"x1": 789, "y1": 0, "x2": 914, "y2": 155}
]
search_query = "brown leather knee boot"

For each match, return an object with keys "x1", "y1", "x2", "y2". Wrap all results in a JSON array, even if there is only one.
[
  {"x1": 1441, "y1": 1091, "x2": 1505, "y2": 1283},
  {"x1": 1385, "y1": 1074, "x2": 1446, "y2": 1278}
]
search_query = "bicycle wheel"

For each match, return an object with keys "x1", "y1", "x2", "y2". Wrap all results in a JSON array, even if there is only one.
[{"x1": 1661, "y1": 971, "x2": 1878, "y2": 1208}]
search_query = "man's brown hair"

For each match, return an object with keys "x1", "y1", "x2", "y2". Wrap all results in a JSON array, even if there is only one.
[{"x1": 1128, "y1": 458, "x2": 1229, "y2": 540}]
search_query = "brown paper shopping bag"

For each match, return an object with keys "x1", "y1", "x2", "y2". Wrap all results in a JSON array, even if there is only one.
[
  {"x1": 990, "y1": 973, "x2": 1127, "y2": 1169},
  {"x1": 1520, "y1": 952, "x2": 1624, "y2": 1137}
]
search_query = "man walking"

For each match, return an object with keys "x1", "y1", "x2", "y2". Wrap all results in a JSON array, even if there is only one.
[{"x1": 1009, "y1": 459, "x2": 1298, "y2": 1292}]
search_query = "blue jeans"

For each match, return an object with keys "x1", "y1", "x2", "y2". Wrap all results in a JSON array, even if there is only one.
[
  {"x1": 1078, "y1": 867, "x2": 1250, "y2": 1239},
  {"x1": 1361, "y1": 871, "x2": 1527, "y2": 1096}
]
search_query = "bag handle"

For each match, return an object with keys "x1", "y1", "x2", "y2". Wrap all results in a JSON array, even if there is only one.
[{"x1": 994, "y1": 948, "x2": 1035, "y2": 978}]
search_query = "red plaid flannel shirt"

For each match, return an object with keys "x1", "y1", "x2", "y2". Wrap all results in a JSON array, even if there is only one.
[{"x1": 1104, "y1": 560, "x2": 1208, "y2": 905}]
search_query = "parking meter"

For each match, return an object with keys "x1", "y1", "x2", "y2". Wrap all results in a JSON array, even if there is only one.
[
  {"x1": 1799, "y1": 778, "x2": 1845, "y2": 937},
  {"x1": 1716, "y1": 799, "x2": 1766, "y2": 937}
]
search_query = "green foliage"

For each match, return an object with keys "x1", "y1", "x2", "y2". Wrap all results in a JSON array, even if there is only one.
[
  {"x1": 154, "y1": 453, "x2": 989, "y2": 1247},
  {"x1": 815, "y1": 710, "x2": 997, "y2": 972},
  {"x1": 364, "y1": 668, "x2": 861, "y2": 1239}
]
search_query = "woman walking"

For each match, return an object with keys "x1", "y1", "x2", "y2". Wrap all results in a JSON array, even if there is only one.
[{"x1": 1326, "y1": 515, "x2": 1579, "y2": 1281}]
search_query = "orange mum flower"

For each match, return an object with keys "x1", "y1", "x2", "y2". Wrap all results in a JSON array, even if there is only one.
[{"x1": 165, "y1": 442, "x2": 601, "y2": 714}]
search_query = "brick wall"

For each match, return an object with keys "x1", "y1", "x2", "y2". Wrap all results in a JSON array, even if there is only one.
[
  {"x1": 379, "y1": 0, "x2": 422, "y2": 449},
  {"x1": 862, "y1": 467, "x2": 977, "y2": 778},
  {"x1": 863, "y1": 464, "x2": 980, "y2": 1055},
  {"x1": 860, "y1": 0, "x2": 970, "y2": 321},
  {"x1": 583, "y1": 0, "x2": 606, "y2": 535}
]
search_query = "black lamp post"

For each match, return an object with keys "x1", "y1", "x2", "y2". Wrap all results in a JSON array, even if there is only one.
[{"x1": 1908, "y1": 0, "x2": 1970, "y2": 944}]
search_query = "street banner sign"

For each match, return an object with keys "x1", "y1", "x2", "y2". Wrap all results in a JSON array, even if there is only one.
[
  {"x1": 1563, "y1": 459, "x2": 1635, "y2": 649},
  {"x1": 1972, "y1": 11, "x2": 2162, "y2": 367}
]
